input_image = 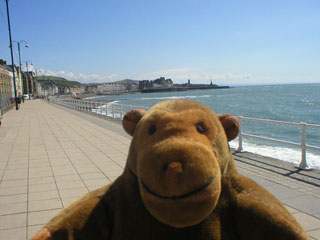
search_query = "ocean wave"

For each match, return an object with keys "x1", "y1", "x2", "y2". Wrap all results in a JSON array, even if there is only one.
[
  {"x1": 302, "y1": 99, "x2": 319, "y2": 106},
  {"x1": 229, "y1": 140, "x2": 320, "y2": 169},
  {"x1": 137, "y1": 95, "x2": 211, "y2": 101},
  {"x1": 108, "y1": 100, "x2": 120, "y2": 105}
]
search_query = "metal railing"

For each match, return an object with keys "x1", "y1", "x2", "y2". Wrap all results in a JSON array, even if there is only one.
[
  {"x1": 50, "y1": 97, "x2": 320, "y2": 170},
  {"x1": 236, "y1": 116, "x2": 320, "y2": 170},
  {"x1": 49, "y1": 97, "x2": 148, "y2": 121},
  {"x1": 0, "y1": 103, "x2": 14, "y2": 116}
]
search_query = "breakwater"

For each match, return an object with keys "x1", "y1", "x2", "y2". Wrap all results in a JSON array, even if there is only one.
[{"x1": 141, "y1": 85, "x2": 229, "y2": 93}]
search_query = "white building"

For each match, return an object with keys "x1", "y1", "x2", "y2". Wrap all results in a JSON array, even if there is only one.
[{"x1": 97, "y1": 83, "x2": 126, "y2": 94}]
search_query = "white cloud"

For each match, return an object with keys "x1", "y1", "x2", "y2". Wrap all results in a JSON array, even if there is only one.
[{"x1": 33, "y1": 69, "x2": 122, "y2": 83}]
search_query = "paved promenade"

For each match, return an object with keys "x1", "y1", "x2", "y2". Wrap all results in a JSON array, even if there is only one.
[{"x1": 0, "y1": 100, "x2": 319, "y2": 240}]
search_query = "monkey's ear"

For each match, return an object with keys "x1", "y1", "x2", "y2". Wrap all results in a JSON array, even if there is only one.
[
  {"x1": 122, "y1": 109, "x2": 146, "y2": 136},
  {"x1": 218, "y1": 114, "x2": 239, "y2": 141}
]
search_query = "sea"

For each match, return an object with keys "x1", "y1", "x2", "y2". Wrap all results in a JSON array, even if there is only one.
[{"x1": 91, "y1": 83, "x2": 320, "y2": 169}]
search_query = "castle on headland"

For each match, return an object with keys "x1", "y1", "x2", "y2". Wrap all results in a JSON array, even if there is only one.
[
  {"x1": 138, "y1": 77, "x2": 173, "y2": 90},
  {"x1": 139, "y1": 78, "x2": 229, "y2": 93}
]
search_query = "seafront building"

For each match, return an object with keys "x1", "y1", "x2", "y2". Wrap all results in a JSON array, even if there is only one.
[
  {"x1": 0, "y1": 59, "x2": 42, "y2": 110},
  {"x1": 0, "y1": 60, "x2": 13, "y2": 109},
  {"x1": 6, "y1": 65, "x2": 23, "y2": 97},
  {"x1": 97, "y1": 83, "x2": 127, "y2": 94},
  {"x1": 40, "y1": 81, "x2": 59, "y2": 96}
]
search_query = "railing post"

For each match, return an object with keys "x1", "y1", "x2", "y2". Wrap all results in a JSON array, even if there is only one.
[
  {"x1": 103, "y1": 103, "x2": 106, "y2": 115},
  {"x1": 112, "y1": 104, "x2": 115, "y2": 118},
  {"x1": 236, "y1": 116, "x2": 243, "y2": 152},
  {"x1": 298, "y1": 122, "x2": 311, "y2": 170}
]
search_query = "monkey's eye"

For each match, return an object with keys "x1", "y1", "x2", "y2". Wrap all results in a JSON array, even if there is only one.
[
  {"x1": 196, "y1": 124, "x2": 206, "y2": 134},
  {"x1": 149, "y1": 125, "x2": 157, "y2": 135}
]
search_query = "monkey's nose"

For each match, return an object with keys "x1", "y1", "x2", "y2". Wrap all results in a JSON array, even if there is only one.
[{"x1": 164, "y1": 161, "x2": 183, "y2": 174}]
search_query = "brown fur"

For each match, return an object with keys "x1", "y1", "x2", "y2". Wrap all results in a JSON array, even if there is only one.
[{"x1": 30, "y1": 99, "x2": 309, "y2": 240}]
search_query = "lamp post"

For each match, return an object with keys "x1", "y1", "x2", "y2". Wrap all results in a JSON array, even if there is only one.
[
  {"x1": 5, "y1": 0, "x2": 18, "y2": 110},
  {"x1": 12, "y1": 40, "x2": 29, "y2": 68},
  {"x1": 12, "y1": 40, "x2": 29, "y2": 96},
  {"x1": 25, "y1": 60, "x2": 33, "y2": 97}
]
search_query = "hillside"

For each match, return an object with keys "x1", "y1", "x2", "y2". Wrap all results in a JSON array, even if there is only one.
[
  {"x1": 113, "y1": 79, "x2": 139, "y2": 84},
  {"x1": 36, "y1": 76, "x2": 82, "y2": 88}
]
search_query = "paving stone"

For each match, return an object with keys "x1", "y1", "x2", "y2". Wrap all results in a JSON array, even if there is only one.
[
  {"x1": 29, "y1": 167, "x2": 52, "y2": 175},
  {"x1": 2, "y1": 169, "x2": 28, "y2": 180},
  {"x1": 314, "y1": 213, "x2": 320, "y2": 220},
  {"x1": 0, "y1": 213, "x2": 27, "y2": 230},
  {"x1": 6, "y1": 164, "x2": 28, "y2": 170},
  {"x1": 75, "y1": 165, "x2": 100, "y2": 174},
  {"x1": 83, "y1": 178, "x2": 109, "y2": 187},
  {"x1": 28, "y1": 170, "x2": 53, "y2": 178},
  {"x1": 28, "y1": 198, "x2": 62, "y2": 212},
  {"x1": 104, "y1": 169, "x2": 123, "y2": 178},
  {"x1": 0, "y1": 179, "x2": 28, "y2": 188},
  {"x1": 28, "y1": 154, "x2": 47, "y2": 160},
  {"x1": 0, "y1": 202, "x2": 27, "y2": 216},
  {"x1": 56, "y1": 180, "x2": 86, "y2": 190},
  {"x1": 0, "y1": 227, "x2": 26, "y2": 240},
  {"x1": 28, "y1": 183, "x2": 57, "y2": 193},
  {"x1": 59, "y1": 187, "x2": 88, "y2": 199},
  {"x1": 308, "y1": 229, "x2": 320, "y2": 240},
  {"x1": 61, "y1": 196, "x2": 81, "y2": 207},
  {"x1": 49, "y1": 159, "x2": 71, "y2": 166},
  {"x1": 0, "y1": 194, "x2": 27, "y2": 204},
  {"x1": 0, "y1": 186, "x2": 28, "y2": 196},
  {"x1": 28, "y1": 190, "x2": 59, "y2": 201},
  {"x1": 28, "y1": 176, "x2": 55, "y2": 185},
  {"x1": 52, "y1": 166, "x2": 77, "y2": 176},
  {"x1": 282, "y1": 195, "x2": 320, "y2": 216},
  {"x1": 293, "y1": 212, "x2": 320, "y2": 232},
  {"x1": 80, "y1": 172, "x2": 106, "y2": 180},
  {"x1": 284, "y1": 205, "x2": 300, "y2": 214},
  {"x1": 28, "y1": 209, "x2": 60, "y2": 226},
  {"x1": 29, "y1": 158, "x2": 50, "y2": 164},
  {"x1": 263, "y1": 183, "x2": 304, "y2": 200},
  {"x1": 106, "y1": 176, "x2": 118, "y2": 182},
  {"x1": 55, "y1": 174, "x2": 81, "y2": 182}
]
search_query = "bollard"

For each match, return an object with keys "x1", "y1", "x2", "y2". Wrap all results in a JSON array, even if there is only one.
[{"x1": 298, "y1": 122, "x2": 312, "y2": 170}]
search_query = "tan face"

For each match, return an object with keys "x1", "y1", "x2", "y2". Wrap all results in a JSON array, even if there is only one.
[{"x1": 122, "y1": 100, "x2": 239, "y2": 228}]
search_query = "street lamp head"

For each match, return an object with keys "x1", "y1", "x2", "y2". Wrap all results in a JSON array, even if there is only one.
[{"x1": 25, "y1": 44, "x2": 29, "y2": 48}]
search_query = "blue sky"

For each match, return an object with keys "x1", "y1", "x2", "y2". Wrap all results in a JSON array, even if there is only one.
[{"x1": 0, "y1": 0, "x2": 319, "y2": 84}]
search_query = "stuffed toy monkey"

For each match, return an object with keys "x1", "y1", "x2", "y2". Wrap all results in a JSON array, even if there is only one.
[{"x1": 31, "y1": 99, "x2": 309, "y2": 240}]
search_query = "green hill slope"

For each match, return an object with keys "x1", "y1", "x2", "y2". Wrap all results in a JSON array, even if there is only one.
[{"x1": 36, "y1": 76, "x2": 82, "y2": 88}]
